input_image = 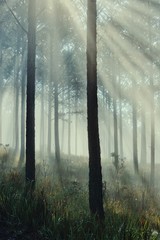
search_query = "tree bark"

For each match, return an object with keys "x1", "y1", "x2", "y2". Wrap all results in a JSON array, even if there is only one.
[
  {"x1": 26, "y1": 0, "x2": 36, "y2": 183},
  {"x1": 87, "y1": 0, "x2": 104, "y2": 219}
]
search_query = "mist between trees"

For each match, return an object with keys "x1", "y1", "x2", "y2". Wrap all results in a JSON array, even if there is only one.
[{"x1": 0, "y1": 0, "x2": 160, "y2": 223}]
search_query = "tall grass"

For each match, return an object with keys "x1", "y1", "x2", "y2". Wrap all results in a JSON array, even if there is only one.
[{"x1": 0, "y1": 170, "x2": 160, "y2": 239}]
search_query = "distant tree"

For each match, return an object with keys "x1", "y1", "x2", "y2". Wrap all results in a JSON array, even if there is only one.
[
  {"x1": 18, "y1": 47, "x2": 27, "y2": 167},
  {"x1": 132, "y1": 78, "x2": 139, "y2": 174},
  {"x1": 140, "y1": 105, "x2": 147, "y2": 165},
  {"x1": 26, "y1": 0, "x2": 36, "y2": 183},
  {"x1": 112, "y1": 58, "x2": 119, "y2": 171},
  {"x1": 87, "y1": 0, "x2": 104, "y2": 219},
  {"x1": 148, "y1": 0, "x2": 155, "y2": 187}
]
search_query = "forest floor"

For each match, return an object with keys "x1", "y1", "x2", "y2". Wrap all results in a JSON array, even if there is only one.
[{"x1": 0, "y1": 157, "x2": 160, "y2": 239}]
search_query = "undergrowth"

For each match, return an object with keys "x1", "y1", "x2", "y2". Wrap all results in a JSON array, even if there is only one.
[{"x1": 0, "y1": 171, "x2": 160, "y2": 240}]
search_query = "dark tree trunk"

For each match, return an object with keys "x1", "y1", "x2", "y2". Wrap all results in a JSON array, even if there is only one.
[
  {"x1": 87, "y1": 0, "x2": 104, "y2": 219},
  {"x1": 26, "y1": 0, "x2": 36, "y2": 183}
]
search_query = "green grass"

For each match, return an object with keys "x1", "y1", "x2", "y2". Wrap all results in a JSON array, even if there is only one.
[
  {"x1": 0, "y1": 170, "x2": 160, "y2": 240},
  {"x1": 0, "y1": 159, "x2": 160, "y2": 240}
]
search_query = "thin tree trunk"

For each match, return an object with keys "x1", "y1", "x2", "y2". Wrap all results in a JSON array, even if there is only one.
[
  {"x1": 19, "y1": 51, "x2": 27, "y2": 167},
  {"x1": 68, "y1": 86, "x2": 71, "y2": 158},
  {"x1": 0, "y1": 94, "x2": 2, "y2": 143},
  {"x1": 54, "y1": 81, "x2": 60, "y2": 163},
  {"x1": 13, "y1": 33, "x2": 20, "y2": 156},
  {"x1": 113, "y1": 89, "x2": 119, "y2": 171},
  {"x1": 132, "y1": 80, "x2": 139, "y2": 174},
  {"x1": 87, "y1": 0, "x2": 104, "y2": 219},
  {"x1": 148, "y1": 0, "x2": 155, "y2": 187},
  {"x1": 40, "y1": 79, "x2": 45, "y2": 159},
  {"x1": 107, "y1": 93, "x2": 111, "y2": 159},
  {"x1": 48, "y1": 33, "x2": 52, "y2": 158},
  {"x1": 150, "y1": 80, "x2": 155, "y2": 187},
  {"x1": 0, "y1": 34, "x2": 2, "y2": 143},
  {"x1": 140, "y1": 107, "x2": 147, "y2": 165},
  {"x1": 61, "y1": 87, "x2": 65, "y2": 153},
  {"x1": 119, "y1": 79, "x2": 123, "y2": 160},
  {"x1": 75, "y1": 95, "x2": 78, "y2": 156}
]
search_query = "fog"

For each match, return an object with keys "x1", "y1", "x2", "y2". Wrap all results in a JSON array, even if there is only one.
[{"x1": 0, "y1": 0, "x2": 160, "y2": 177}]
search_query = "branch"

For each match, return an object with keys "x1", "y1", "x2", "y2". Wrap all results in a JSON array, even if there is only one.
[{"x1": 4, "y1": 0, "x2": 28, "y2": 35}]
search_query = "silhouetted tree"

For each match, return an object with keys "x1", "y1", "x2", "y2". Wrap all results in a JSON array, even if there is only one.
[
  {"x1": 26, "y1": 0, "x2": 36, "y2": 183},
  {"x1": 87, "y1": 0, "x2": 104, "y2": 219}
]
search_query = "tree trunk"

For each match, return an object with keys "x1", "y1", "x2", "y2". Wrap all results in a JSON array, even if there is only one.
[
  {"x1": 26, "y1": 0, "x2": 36, "y2": 183},
  {"x1": 107, "y1": 92, "x2": 111, "y2": 159},
  {"x1": 68, "y1": 86, "x2": 71, "y2": 159},
  {"x1": 113, "y1": 88, "x2": 119, "y2": 171},
  {"x1": 87, "y1": 0, "x2": 104, "y2": 219},
  {"x1": 75, "y1": 95, "x2": 78, "y2": 156},
  {"x1": 119, "y1": 78, "x2": 123, "y2": 160},
  {"x1": 0, "y1": 33, "x2": 2, "y2": 143},
  {"x1": 140, "y1": 107, "x2": 147, "y2": 165},
  {"x1": 150, "y1": 88, "x2": 155, "y2": 187},
  {"x1": 48, "y1": 33, "x2": 52, "y2": 158},
  {"x1": 19, "y1": 50, "x2": 27, "y2": 167},
  {"x1": 40, "y1": 79, "x2": 45, "y2": 159},
  {"x1": 54, "y1": 81, "x2": 60, "y2": 164},
  {"x1": 132, "y1": 80, "x2": 139, "y2": 174},
  {"x1": 148, "y1": 0, "x2": 155, "y2": 187},
  {"x1": 61, "y1": 87, "x2": 65, "y2": 153},
  {"x1": 13, "y1": 32, "x2": 21, "y2": 156},
  {"x1": 0, "y1": 94, "x2": 2, "y2": 143}
]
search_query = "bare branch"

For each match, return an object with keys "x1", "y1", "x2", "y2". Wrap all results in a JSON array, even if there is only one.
[{"x1": 4, "y1": 0, "x2": 28, "y2": 35}]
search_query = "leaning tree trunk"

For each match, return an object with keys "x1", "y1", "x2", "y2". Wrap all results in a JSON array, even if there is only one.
[
  {"x1": 87, "y1": 0, "x2": 104, "y2": 219},
  {"x1": 26, "y1": 0, "x2": 36, "y2": 183}
]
